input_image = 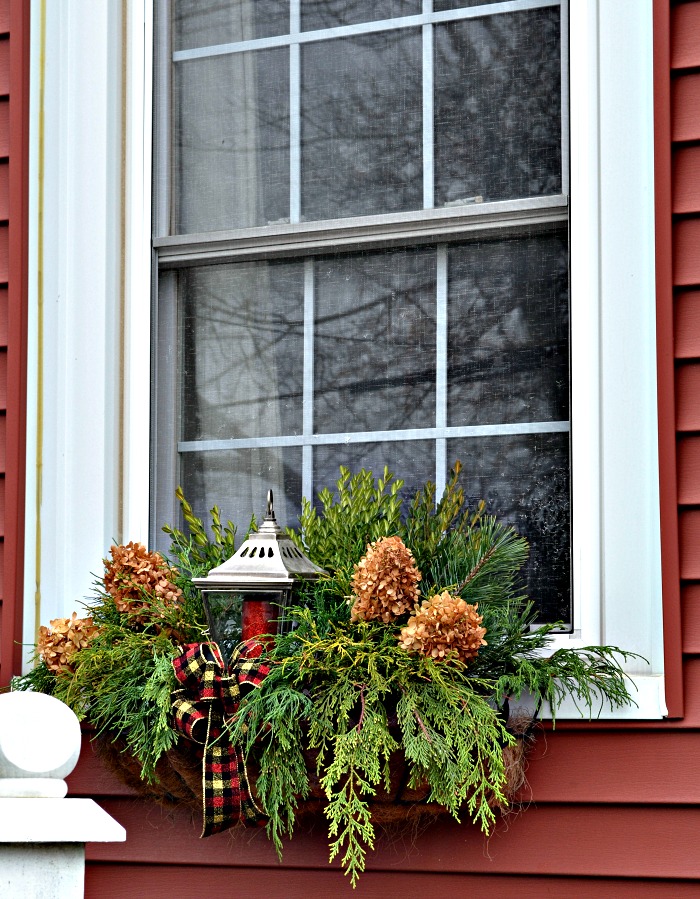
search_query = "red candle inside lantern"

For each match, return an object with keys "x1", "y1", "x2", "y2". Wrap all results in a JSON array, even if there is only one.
[{"x1": 241, "y1": 595, "x2": 280, "y2": 657}]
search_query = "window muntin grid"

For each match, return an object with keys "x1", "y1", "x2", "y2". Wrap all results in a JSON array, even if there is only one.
[
  {"x1": 174, "y1": 225, "x2": 570, "y2": 622},
  {"x1": 169, "y1": 0, "x2": 567, "y2": 233},
  {"x1": 153, "y1": 0, "x2": 571, "y2": 625}
]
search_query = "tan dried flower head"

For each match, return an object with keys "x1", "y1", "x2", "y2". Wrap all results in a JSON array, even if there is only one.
[
  {"x1": 399, "y1": 591, "x2": 487, "y2": 663},
  {"x1": 38, "y1": 612, "x2": 98, "y2": 674},
  {"x1": 103, "y1": 541, "x2": 182, "y2": 624},
  {"x1": 350, "y1": 535, "x2": 421, "y2": 623}
]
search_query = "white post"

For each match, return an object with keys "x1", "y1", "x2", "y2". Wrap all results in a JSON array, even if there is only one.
[{"x1": 0, "y1": 691, "x2": 125, "y2": 899}]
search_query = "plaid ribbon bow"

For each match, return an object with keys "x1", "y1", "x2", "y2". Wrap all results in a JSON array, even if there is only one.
[{"x1": 171, "y1": 641, "x2": 270, "y2": 836}]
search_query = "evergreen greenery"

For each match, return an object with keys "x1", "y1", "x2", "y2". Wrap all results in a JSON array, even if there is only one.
[
  {"x1": 229, "y1": 464, "x2": 640, "y2": 883},
  {"x1": 12, "y1": 464, "x2": 642, "y2": 887}
]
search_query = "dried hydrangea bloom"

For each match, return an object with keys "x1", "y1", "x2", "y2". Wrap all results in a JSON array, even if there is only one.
[
  {"x1": 399, "y1": 591, "x2": 486, "y2": 663},
  {"x1": 38, "y1": 612, "x2": 98, "y2": 673},
  {"x1": 350, "y1": 535, "x2": 421, "y2": 623},
  {"x1": 103, "y1": 541, "x2": 182, "y2": 623}
]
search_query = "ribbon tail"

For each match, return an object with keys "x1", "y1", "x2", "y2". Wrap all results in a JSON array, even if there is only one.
[
  {"x1": 201, "y1": 740, "x2": 233, "y2": 837},
  {"x1": 200, "y1": 704, "x2": 267, "y2": 837}
]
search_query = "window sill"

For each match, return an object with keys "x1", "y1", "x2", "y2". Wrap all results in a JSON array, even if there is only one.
[{"x1": 533, "y1": 674, "x2": 667, "y2": 722}]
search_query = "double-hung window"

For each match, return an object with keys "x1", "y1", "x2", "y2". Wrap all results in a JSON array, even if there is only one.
[
  {"x1": 27, "y1": 0, "x2": 663, "y2": 714},
  {"x1": 152, "y1": 0, "x2": 571, "y2": 626}
]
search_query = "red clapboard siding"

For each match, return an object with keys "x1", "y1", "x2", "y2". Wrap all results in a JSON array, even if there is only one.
[
  {"x1": 674, "y1": 146, "x2": 700, "y2": 214},
  {"x1": 85, "y1": 800, "x2": 700, "y2": 880},
  {"x1": 0, "y1": 98, "x2": 7, "y2": 156},
  {"x1": 83, "y1": 865, "x2": 700, "y2": 899},
  {"x1": 675, "y1": 291, "x2": 700, "y2": 357},
  {"x1": 680, "y1": 509, "x2": 700, "y2": 578},
  {"x1": 0, "y1": 0, "x2": 29, "y2": 686},
  {"x1": 0, "y1": 348, "x2": 7, "y2": 408},
  {"x1": 0, "y1": 413, "x2": 6, "y2": 472},
  {"x1": 524, "y1": 730, "x2": 700, "y2": 803},
  {"x1": 657, "y1": 0, "x2": 685, "y2": 719},
  {"x1": 0, "y1": 477, "x2": 6, "y2": 538},
  {"x1": 683, "y1": 584, "x2": 700, "y2": 653},
  {"x1": 674, "y1": 219, "x2": 700, "y2": 285},
  {"x1": 678, "y1": 436, "x2": 700, "y2": 502},
  {"x1": 0, "y1": 162, "x2": 8, "y2": 220},
  {"x1": 677, "y1": 657, "x2": 700, "y2": 727},
  {"x1": 0, "y1": 224, "x2": 10, "y2": 284},
  {"x1": 0, "y1": 223, "x2": 8, "y2": 282},
  {"x1": 0, "y1": 286, "x2": 7, "y2": 345},
  {"x1": 0, "y1": 39, "x2": 8, "y2": 96},
  {"x1": 671, "y1": 2, "x2": 700, "y2": 69},
  {"x1": 673, "y1": 73, "x2": 700, "y2": 142},
  {"x1": 676, "y1": 364, "x2": 700, "y2": 429},
  {"x1": 0, "y1": 223, "x2": 7, "y2": 282}
]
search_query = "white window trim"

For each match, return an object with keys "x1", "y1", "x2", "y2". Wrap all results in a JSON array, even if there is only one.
[
  {"x1": 23, "y1": 0, "x2": 152, "y2": 655},
  {"x1": 559, "y1": 0, "x2": 664, "y2": 717},
  {"x1": 24, "y1": 0, "x2": 665, "y2": 718}
]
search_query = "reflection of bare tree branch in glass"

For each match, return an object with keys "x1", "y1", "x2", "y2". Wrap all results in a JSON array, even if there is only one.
[
  {"x1": 181, "y1": 262, "x2": 305, "y2": 441},
  {"x1": 451, "y1": 433, "x2": 571, "y2": 624},
  {"x1": 301, "y1": 30, "x2": 423, "y2": 220},
  {"x1": 435, "y1": 9, "x2": 561, "y2": 205},
  {"x1": 183, "y1": 447, "x2": 304, "y2": 534},
  {"x1": 434, "y1": 0, "x2": 503, "y2": 9},
  {"x1": 174, "y1": 6, "x2": 562, "y2": 231},
  {"x1": 174, "y1": 47, "x2": 290, "y2": 233},
  {"x1": 314, "y1": 248, "x2": 436, "y2": 433},
  {"x1": 302, "y1": 1, "x2": 421, "y2": 31},
  {"x1": 174, "y1": 0, "x2": 290, "y2": 49},
  {"x1": 448, "y1": 230, "x2": 569, "y2": 426}
]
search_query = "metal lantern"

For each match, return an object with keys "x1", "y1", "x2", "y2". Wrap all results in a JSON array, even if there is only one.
[{"x1": 193, "y1": 490, "x2": 326, "y2": 661}]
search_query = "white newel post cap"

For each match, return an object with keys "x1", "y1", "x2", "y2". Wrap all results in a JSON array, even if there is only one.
[
  {"x1": 0, "y1": 691, "x2": 125, "y2": 899},
  {"x1": 0, "y1": 691, "x2": 81, "y2": 798}
]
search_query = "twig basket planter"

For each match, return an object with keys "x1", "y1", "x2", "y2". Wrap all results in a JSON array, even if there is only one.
[{"x1": 93, "y1": 709, "x2": 537, "y2": 826}]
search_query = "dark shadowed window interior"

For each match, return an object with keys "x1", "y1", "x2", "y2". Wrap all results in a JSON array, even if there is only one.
[{"x1": 153, "y1": 0, "x2": 571, "y2": 624}]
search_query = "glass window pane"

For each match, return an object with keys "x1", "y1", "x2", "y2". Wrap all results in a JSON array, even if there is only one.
[
  {"x1": 447, "y1": 229, "x2": 569, "y2": 426},
  {"x1": 449, "y1": 433, "x2": 571, "y2": 624},
  {"x1": 301, "y1": 0, "x2": 421, "y2": 30},
  {"x1": 180, "y1": 262, "x2": 304, "y2": 441},
  {"x1": 434, "y1": 8, "x2": 562, "y2": 205},
  {"x1": 174, "y1": 0, "x2": 290, "y2": 50},
  {"x1": 301, "y1": 30, "x2": 423, "y2": 220},
  {"x1": 314, "y1": 248, "x2": 436, "y2": 434},
  {"x1": 181, "y1": 447, "x2": 303, "y2": 532},
  {"x1": 173, "y1": 48, "x2": 289, "y2": 233},
  {"x1": 314, "y1": 440, "x2": 435, "y2": 506}
]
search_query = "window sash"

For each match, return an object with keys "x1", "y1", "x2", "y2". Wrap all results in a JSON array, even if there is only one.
[{"x1": 157, "y1": 0, "x2": 569, "y2": 237}]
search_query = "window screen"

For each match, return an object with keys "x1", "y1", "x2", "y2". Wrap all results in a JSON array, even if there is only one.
[{"x1": 153, "y1": 0, "x2": 571, "y2": 625}]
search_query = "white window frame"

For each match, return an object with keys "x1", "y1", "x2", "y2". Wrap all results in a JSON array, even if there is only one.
[{"x1": 24, "y1": 0, "x2": 664, "y2": 718}]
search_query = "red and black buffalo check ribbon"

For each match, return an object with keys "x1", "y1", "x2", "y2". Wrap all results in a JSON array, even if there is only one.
[{"x1": 171, "y1": 641, "x2": 270, "y2": 836}]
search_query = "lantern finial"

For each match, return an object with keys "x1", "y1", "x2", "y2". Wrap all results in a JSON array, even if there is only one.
[{"x1": 266, "y1": 490, "x2": 275, "y2": 521}]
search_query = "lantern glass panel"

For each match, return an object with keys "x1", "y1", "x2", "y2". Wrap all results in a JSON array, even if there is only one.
[
  {"x1": 203, "y1": 588, "x2": 291, "y2": 663},
  {"x1": 202, "y1": 590, "x2": 244, "y2": 664}
]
